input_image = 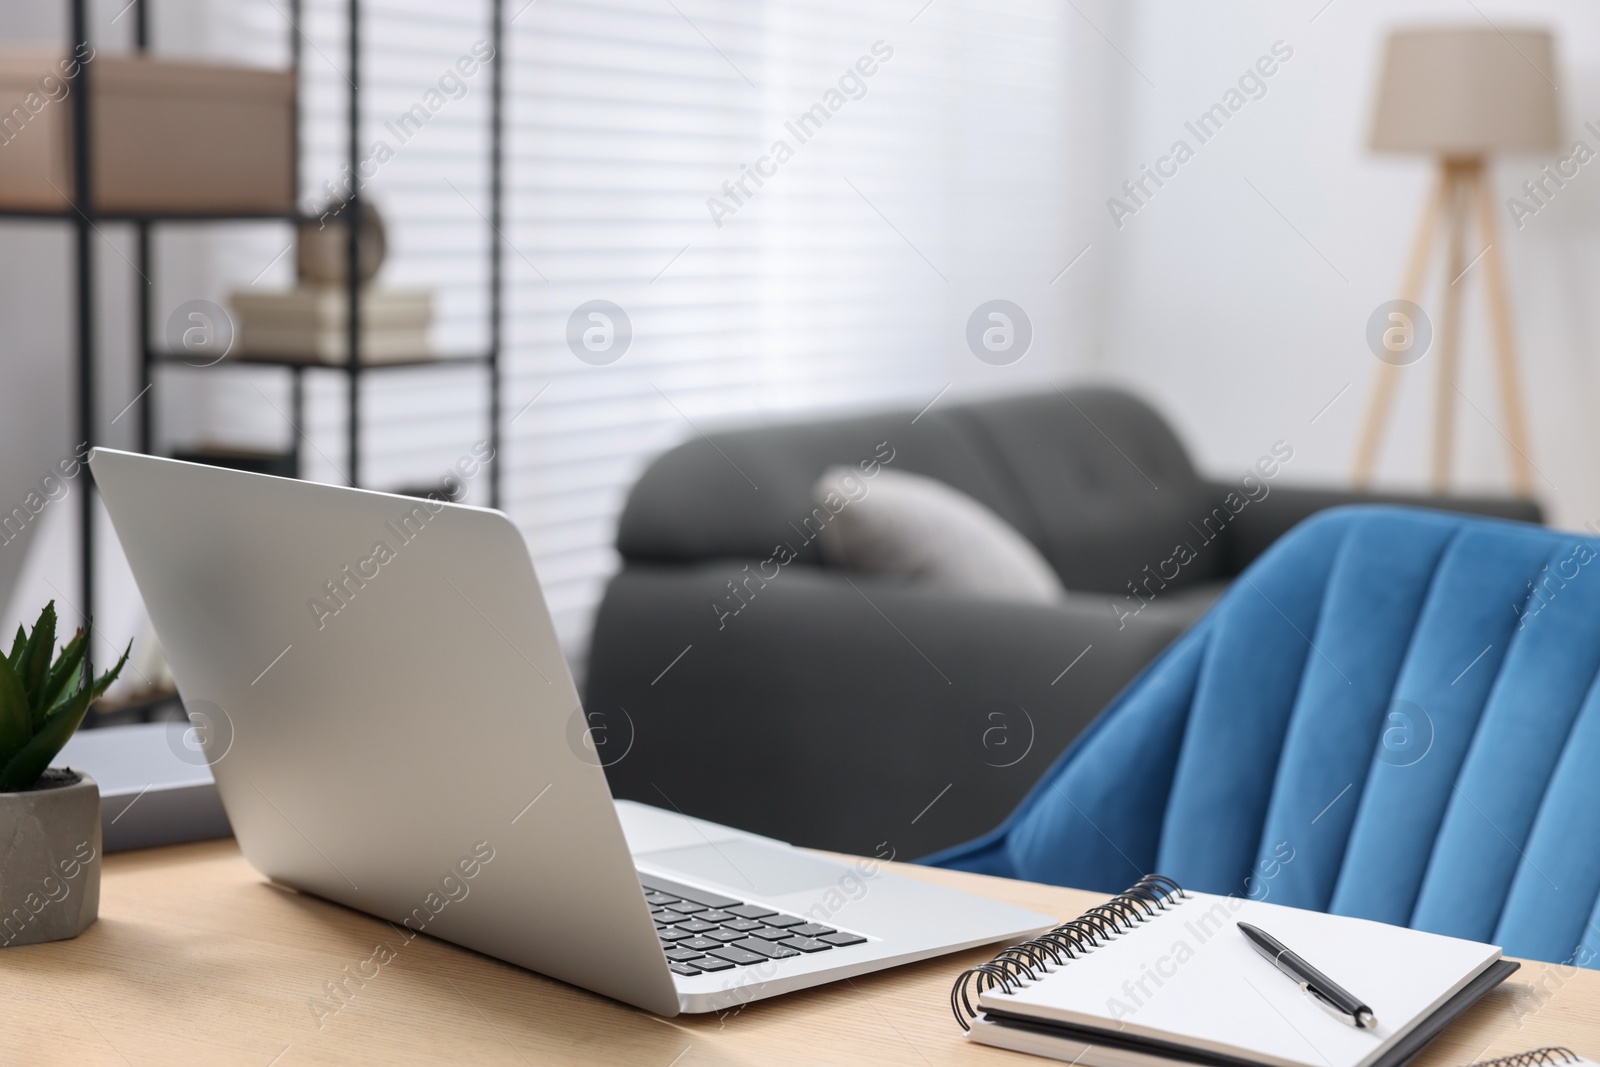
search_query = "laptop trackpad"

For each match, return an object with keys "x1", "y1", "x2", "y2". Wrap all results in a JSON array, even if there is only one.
[{"x1": 639, "y1": 840, "x2": 842, "y2": 896}]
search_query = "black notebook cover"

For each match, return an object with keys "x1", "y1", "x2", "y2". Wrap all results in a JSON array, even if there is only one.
[{"x1": 979, "y1": 958, "x2": 1520, "y2": 1067}]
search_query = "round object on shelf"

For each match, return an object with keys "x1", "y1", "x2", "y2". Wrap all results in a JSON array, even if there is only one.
[{"x1": 297, "y1": 199, "x2": 387, "y2": 283}]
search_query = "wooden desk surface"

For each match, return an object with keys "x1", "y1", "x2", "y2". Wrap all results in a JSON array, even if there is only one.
[{"x1": 9, "y1": 840, "x2": 1599, "y2": 1066}]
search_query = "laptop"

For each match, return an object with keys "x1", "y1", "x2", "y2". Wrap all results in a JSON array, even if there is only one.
[{"x1": 89, "y1": 448, "x2": 1052, "y2": 1015}]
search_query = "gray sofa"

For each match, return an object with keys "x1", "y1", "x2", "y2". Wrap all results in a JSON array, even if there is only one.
[{"x1": 587, "y1": 387, "x2": 1542, "y2": 860}]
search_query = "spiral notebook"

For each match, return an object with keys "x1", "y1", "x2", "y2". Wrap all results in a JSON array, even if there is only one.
[
  {"x1": 1466, "y1": 1051, "x2": 1597, "y2": 1067},
  {"x1": 952, "y1": 875, "x2": 1519, "y2": 1067}
]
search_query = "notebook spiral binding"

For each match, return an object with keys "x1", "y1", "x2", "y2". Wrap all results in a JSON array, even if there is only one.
[
  {"x1": 951, "y1": 873, "x2": 1188, "y2": 1030},
  {"x1": 1465, "y1": 1050, "x2": 1581, "y2": 1067}
]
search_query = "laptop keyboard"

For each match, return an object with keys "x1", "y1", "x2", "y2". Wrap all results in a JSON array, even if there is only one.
[{"x1": 639, "y1": 873, "x2": 867, "y2": 977}]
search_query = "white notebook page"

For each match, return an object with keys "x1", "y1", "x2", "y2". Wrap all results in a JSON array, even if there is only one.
[{"x1": 978, "y1": 892, "x2": 1502, "y2": 1067}]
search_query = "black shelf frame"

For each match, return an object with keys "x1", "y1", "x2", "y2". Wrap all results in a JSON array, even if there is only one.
[
  {"x1": 21, "y1": 0, "x2": 506, "y2": 654},
  {"x1": 147, "y1": 351, "x2": 495, "y2": 369}
]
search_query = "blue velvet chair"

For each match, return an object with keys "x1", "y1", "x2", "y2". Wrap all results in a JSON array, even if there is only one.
[{"x1": 926, "y1": 506, "x2": 1600, "y2": 969}]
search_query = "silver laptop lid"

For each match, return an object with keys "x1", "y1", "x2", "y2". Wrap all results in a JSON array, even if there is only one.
[{"x1": 90, "y1": 448, "x2": 680, "y2": 1015}]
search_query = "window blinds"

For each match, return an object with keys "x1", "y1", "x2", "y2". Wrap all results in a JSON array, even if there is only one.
[{"x1": 209, "y1": 0, "x2": 1083, "y2": 664}]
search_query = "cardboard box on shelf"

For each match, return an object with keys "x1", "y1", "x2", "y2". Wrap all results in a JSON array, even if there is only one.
[{"x1": 0, "y1": 49, "x2": 295, "y2": 215}]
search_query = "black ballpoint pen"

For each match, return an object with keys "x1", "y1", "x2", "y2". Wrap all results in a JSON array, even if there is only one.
[{"x1": 1238, "y1": 921, "x2": 1379, "y2": 1029}]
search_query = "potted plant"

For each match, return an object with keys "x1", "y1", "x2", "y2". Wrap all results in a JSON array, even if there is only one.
[{"x1": 0, "y1": 602, "x2": 127, "y2": 948}]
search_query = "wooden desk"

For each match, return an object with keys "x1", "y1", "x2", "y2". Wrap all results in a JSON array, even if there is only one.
[{"x1": 10, "y1": 841, "x2": 1599, "y2": 1066}]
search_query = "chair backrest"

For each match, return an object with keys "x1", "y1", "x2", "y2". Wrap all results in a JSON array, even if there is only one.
[
  {"x1": 927, "y1": 506, "x2": 1600, "y2": 969},
  {"x1": 615, "y1": 386, "x2": 1225, "y2": 594}
]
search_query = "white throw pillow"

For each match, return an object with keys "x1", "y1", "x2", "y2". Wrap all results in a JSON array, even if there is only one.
[{"x1": 812, "y1": 466, "x2": 1066, "y2": 603}]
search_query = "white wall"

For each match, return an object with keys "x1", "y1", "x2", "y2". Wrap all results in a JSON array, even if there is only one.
[{"x1": 1097, "y1": 0, "x2": 1600, "y2": 529}]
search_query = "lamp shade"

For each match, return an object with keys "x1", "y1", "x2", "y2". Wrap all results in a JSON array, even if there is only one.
[{"x1": 1370, "y1": 27, "x2": 1560, "y2": 155}]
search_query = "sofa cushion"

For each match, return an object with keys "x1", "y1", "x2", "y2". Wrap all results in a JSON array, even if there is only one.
[
  {"x1": 615, "y1": 386, "x2": 1213, "y2": 593},
  {"x1": 592, "y1": 562, "x2": 1219, "y2": 858},
  {"x1": 813, "y1": 466, "x2": 1066, "y2": 603},
  {"x1": 949, "y1": 389, "x2": 1221, "y2": 592},
  {"x1": 614, "y1": 407, "x2": 999, "y2": 567}
]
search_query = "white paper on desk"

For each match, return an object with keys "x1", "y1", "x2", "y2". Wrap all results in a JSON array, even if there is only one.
[{"x1": 977, "y1": 891, "x2": 1502, "y2": 1067}]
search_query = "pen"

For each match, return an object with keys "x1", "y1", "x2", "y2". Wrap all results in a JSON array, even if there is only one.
[{"x1": 1237, "y1": 921, "x2": 1378, "y2": 1030}]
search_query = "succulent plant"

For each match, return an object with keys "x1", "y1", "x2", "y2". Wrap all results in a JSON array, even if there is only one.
[{"x1": 0, "y1": 602, "x2": 128, "y2": 790}]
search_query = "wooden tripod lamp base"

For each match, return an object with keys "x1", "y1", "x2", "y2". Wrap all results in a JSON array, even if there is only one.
[
  {"x1": 1350, "y1": 158, "x2": 1534, "y2": 497},
  {"x1": 1351, "y1": 26, "x2": 1558, "y2": 500}
]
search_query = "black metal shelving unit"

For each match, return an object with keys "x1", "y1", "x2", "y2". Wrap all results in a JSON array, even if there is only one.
[{"x1": 4, "y1": 0, "x2": 505, "y2": 661}]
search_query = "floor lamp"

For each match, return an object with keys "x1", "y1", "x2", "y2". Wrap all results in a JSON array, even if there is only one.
[{"x1": 1352, "y1": 27, "x2": 1560, "y2": 498}]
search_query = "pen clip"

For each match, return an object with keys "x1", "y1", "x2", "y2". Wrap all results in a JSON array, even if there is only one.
[{"x1": 1300, "y1": 982, "x2": 1359, "y2": 1027}]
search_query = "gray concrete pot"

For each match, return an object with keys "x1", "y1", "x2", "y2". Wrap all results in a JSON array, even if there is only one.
[{"x1": 0, "y1": 768, "x2": 101, "y2": 948}]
